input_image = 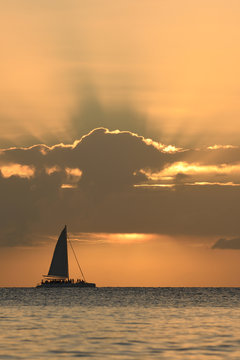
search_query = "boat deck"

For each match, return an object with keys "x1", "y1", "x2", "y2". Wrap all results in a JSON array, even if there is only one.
[{"x1": 36, "y1": 280, "x2": 96, "y2": 288}]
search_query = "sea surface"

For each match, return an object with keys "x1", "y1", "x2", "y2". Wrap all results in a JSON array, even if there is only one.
[{"x1": 0, "y1": 287, "x2": 240, "y2": 359}]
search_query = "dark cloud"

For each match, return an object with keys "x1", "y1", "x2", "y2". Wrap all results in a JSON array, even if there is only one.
[
  {"x1": 0, "y1": 128, "x2": 172, "y2": 175},
  {"x1": 212, "y1": 238, "x2": 240, "y2": 250},
  {"x1": 1, "y1": 128, "x2": 240, "y2": 247},
  {"x1": 0, "y1": 128, "x2": 171, "y2": 246},
  {"x1": 174, "y1": 172, "x2": 190, "y2": 184}
]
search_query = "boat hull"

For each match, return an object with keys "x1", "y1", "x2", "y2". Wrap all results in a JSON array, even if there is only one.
[{"x1": 36, "y1": 282, "x2": 96, "y2": 288}]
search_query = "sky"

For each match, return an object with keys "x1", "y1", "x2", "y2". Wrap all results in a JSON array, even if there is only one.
[{"x1": 1, "y1": 0, "x2": 240, "y2": 286}]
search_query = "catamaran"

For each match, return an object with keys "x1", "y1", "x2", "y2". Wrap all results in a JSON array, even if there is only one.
[{"x1": 36, "y1": 226, "x2": 96, "y2": 288}]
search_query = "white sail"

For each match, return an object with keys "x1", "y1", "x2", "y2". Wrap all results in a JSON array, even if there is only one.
[{"x1": 47, "y1": 226, "x2": 69, "y2": 279}]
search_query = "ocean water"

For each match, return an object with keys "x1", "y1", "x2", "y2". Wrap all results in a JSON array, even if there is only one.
[{"x1": 0, "y1": 288, "x2": 240, "y2": 359}]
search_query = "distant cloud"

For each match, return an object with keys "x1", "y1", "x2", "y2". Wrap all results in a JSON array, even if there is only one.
[{"x1": 212, "y1": 238, "x2": 240, "y2": 250}]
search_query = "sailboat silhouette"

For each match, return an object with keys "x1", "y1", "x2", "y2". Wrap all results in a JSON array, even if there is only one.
[{"x1": 36, "y1": 226, "x2": 96, "y2": 288}]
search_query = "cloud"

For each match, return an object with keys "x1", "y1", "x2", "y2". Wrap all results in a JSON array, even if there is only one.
[
  {"x1": 1, "y1": 127, "x2": 240, "y2": 247},
  {"x1": 0, "y1": 128, "x2": 172, "y2": 246},
  {"x1": 152, "y1": 162, "x2": 240, "y2": 186},
  {"x1": 212, "y1": 238, "x2": 240, "y2": 250},
  {"x1": 0, "y1": 127, "x2": 172, "y2": 182}
]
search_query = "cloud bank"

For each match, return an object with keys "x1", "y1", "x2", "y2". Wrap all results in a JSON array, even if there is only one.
[{"x1": 1, "y1": 127, "x2": 240, "y2": 247}]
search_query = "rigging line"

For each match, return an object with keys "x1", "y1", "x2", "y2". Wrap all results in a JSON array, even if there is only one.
[{"x1": 68, "y1": 236, "x2": 86, "y2": 282}]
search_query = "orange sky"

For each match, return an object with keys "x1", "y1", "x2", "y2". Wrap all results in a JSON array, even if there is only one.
[
  {"x1": 1, "y1": 234, "x2": 240, "y2": 287},
  {"x1": 1, "y1": 1, "x2": 240, "y2": 146}
]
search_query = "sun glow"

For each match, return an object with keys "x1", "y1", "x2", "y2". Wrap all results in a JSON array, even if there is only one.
[
  {"x1": 107, "y1": 233, "x2": 153, "y2": 244},
  {"x1": 45, "y1": 166, "x2": 60, "y2": 175},
  {"x1": 0, "y1": 163, "x2": 35, "y2": 178},
  {"x1": 144, "y1": 162, "x2": 240, "y2": 180},
  {"x1": 61, "y1": 184, "x2": 77, "y2": 189},
  {"x1": 69, "y1": 232, "x2": 154, "y2": 244},
  {"x1": 207, "y1": 145, "x2": 238, "y2": 150},
  {"x1": 65, "y1": 167, "x2": 82, "y2": 178},
  {"x1": 192, "y1": 181, "x2": 240, "y2": 187}
]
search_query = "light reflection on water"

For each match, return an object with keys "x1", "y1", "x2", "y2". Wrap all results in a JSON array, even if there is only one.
[{"x1": 0, "y1": 288, "x2": 240, "y2": 359}]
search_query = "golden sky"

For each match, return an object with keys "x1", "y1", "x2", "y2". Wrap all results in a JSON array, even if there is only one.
[
  {"x1": 1, "y1": 0, "x2": 240, "y2": 146},
  {"x1": 1, "y1": 1, "x2": 240, "y2": 286}
]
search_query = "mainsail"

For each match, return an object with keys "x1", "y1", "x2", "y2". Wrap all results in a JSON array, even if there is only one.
[{"x1": 47, "y1": 225, "x2": 69, "y2": 279}]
